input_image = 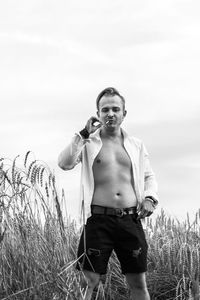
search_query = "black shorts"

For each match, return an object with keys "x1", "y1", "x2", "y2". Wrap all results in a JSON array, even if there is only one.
[{"x1": 76, "y1": 211, "x2": 148, "y2": 275}]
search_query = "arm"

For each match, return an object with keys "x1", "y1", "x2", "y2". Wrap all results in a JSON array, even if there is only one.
[
  {"x1": 58, "y1": 134, "x2": 86, "y2": 170},
  {"x1": 143, "y1": 143, "x2": 158, "y2": 204},
  {"x1": 58, "y1": 116, "x2": 101, "y2": 170},
  {"x1": 138, "y1": 143, "x2": 158, "y2": 219}
]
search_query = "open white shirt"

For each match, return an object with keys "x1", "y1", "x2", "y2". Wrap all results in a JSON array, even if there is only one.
[{"x1": 58, "y1": 128, "x2": 158, "y2": 224}]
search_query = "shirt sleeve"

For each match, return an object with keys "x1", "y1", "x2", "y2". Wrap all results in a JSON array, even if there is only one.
[
  {"x1": 142, "y1": 143, "x2": 159, "y2": 203},
  {"x1": 58, "y1": 133, "x2": 89, "y2": 170}
]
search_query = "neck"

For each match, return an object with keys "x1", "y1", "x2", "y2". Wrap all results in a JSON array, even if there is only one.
[{"x1": 100, "y1": 126, "x2": 122, "y2": 139}]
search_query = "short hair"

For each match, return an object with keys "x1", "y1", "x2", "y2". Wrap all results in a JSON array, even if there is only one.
[{"x1": 96, "y1": 87, "x2": 125, "y2": 111}]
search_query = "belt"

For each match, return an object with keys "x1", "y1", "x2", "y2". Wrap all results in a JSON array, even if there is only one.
[{"x1": 91, "y1": 205, "x2": 137, "y2": 218}]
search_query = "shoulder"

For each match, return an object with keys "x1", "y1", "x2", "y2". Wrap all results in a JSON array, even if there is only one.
[
  {"x1": 123, "y1": 130, "x2": 143, "y2": 148},
  {"x1": 128, "y1": 135, "x2": 143, "y2": 147},
  {"x1": 124, "y1": 130, "x2": 148, "y2": 154}
]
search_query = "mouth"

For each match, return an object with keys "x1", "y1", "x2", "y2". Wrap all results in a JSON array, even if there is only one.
[{"x1": 105, "y1": 120, "x2": 114, "y2": 125}]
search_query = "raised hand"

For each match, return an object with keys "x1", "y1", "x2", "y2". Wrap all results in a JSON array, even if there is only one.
[{"x1": 85, "y1": 116, "x2": 102, "y2": 135}]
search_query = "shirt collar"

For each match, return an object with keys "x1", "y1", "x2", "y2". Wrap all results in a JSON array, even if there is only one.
[{"x1": 91, "y1": 127, "x2": 128, "y2": 141}]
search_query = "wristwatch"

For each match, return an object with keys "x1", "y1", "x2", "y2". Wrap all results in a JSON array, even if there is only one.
[
  {"x1": 79, "y1": 127, "x2": 90, "y2": 139},
  {"x1": 145, "y1": 196, "x2": 158, "y2": 208}
]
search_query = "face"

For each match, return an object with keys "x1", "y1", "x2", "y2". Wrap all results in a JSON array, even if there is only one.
[{"x1": 97, "y1": 95, "x2": 127, "y2": 129}]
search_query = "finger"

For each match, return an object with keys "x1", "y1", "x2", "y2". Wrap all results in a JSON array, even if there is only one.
[
  {"x1": 137, "y1": 212, "x2": 145, "y2": 220},
  {"x1": 137, "y1": 210, "x2": 149, "y2": 220},
  {"x1": 88, "y1": 117, "x2": 100, "y2": 128},
  {"x1": 137, "y1": 209, "x2": 144, "y2": 219},
  {"x1": 94, "y1": 123, "x2": 102, "y2": 130},
  {"x1": 86, "y1": 119, "x2": 102, "y2": 134},
  {"x1": 86, "y1": 117, "x2": 97, "y2": 131},
  {"x1": 91, "y1": 116, "x2": 100, "y2": 124},
  {"x1": 143, "y1": 210, "x2": 153, "y2": 218},
  {"x1": 146, "y1": 211, "x2": 153, "y2": 217},
  {"x1": 92, "y1": 120, "x2": 101, "y2": 127}
]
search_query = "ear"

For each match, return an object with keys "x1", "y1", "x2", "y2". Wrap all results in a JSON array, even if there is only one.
[
  {"x1": 97, "y1": 110, "x2": 100, "y2": 118},
  {"x1": 123, "y1": 110, "x2": 127, "y2": 118}
]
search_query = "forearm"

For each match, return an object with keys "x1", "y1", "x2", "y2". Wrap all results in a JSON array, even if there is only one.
[
  {"x1": 58, "y1": 134, "x2": 87, "y2": 170},
  {"x1": 144, "y1": 172, "x2": 158, "y2": 203},
  {"x1": 142, "y1": 143, "x2": 158, "y2": 203}
]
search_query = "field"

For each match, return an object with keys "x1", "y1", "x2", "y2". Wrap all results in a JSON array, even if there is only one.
[{"x1": 0, "y1": 153, "x2": 199, "y2": 300}]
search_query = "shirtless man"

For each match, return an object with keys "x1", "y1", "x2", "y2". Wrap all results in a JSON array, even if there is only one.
[{"x1": 58, "y1": 87, "x2": 158, "y2": 300}]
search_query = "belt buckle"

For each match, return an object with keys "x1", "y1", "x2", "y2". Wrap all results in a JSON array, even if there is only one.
[{"x1": 116, "y1": 208, "x2": 124, "y2": 217}]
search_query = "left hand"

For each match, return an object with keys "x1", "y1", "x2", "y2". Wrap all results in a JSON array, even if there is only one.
[{"x1": 137, "y1": 198, "x2": 155, "y2": 220}]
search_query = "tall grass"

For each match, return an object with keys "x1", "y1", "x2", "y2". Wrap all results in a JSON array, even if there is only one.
[{"x1": 0, "y1": 153, "x2": 199, "y2": 299}]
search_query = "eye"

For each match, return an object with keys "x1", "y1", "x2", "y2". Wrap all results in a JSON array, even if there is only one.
[{"x1": 113, "y1": 107, "x2": 120, "y2": 112}]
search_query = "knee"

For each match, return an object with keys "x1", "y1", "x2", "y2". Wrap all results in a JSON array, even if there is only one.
[
  {"x1": 87, "y1": 276, "x2": 99, "y2": 289},
  {"x1": 126, "y1": 273, "x2": 148, "y2": 291},
  {"x1": 129, "y1": 284, "x2": 148, "y2": 294},
  {"x1": 129, "y1": 281, "x2": 148, "y2": 292},
  {"x1": 84, "y1": 270, "x2": 100, "y2": 289}
]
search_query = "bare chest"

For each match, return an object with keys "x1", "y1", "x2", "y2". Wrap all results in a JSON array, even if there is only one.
[{"x1": 93, "y1": 139, "x2": 132, "y2": 169}]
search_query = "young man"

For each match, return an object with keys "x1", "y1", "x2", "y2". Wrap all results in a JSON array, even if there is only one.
[{"x1": 58, "y1": 87, "x2": 158, "y2": 300}]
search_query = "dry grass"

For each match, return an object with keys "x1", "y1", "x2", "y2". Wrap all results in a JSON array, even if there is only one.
[{"x1": 0, "y1": 153, "x2": 199, "y2": 299}]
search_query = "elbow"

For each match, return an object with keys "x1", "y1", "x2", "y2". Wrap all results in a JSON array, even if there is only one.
[
  {"x1": 57, "y1": 157, "x2": 74, "y2": 171},
  {"x1": 58, "y1": 155, "x2": 68, "y2": 170},
  {"x1": 58, "y1": 161, "x2": 66, "y2": 170},
  {"x1": 58, "y1": 158, "x2": 66, "y2": 170}
]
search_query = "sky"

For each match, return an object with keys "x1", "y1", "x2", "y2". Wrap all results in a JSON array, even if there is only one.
[{"x1": 0, "y1": 0, "x2": 200, "y2": 222}]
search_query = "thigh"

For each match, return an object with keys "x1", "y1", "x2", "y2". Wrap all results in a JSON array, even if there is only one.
[
  {"x1": 115, "y1": 216, "x2": 148, "y2": 274},
  {"x1": 76, "y1": 215, "x2": 113, "y2": 275}
]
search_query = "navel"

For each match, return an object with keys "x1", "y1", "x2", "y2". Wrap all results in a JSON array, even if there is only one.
[
  {"x1": 96, "y1": 159, "x2": 101, "y2": 163},
  {"x1": 116, "y1": 192, "x2": 121, "y2": 196}
]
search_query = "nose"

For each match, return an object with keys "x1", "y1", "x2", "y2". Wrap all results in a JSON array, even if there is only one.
[{"x1": 107, "y1": 109, "x2": 114, "y2": 117}]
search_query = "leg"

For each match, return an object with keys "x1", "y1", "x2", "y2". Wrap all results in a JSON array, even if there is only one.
[
  {"x1": 114, "y1": 215, "x2": 149, "y2": 299},
  {"x1": 82, "y1": 270, "x2": 100, "y2": 300},
  {"x1": 125, "y1": 272, "x2": 150, "y2": 300},
  {"x1": 76, "y1": 216, "x2": 113, "y2": 299}
]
